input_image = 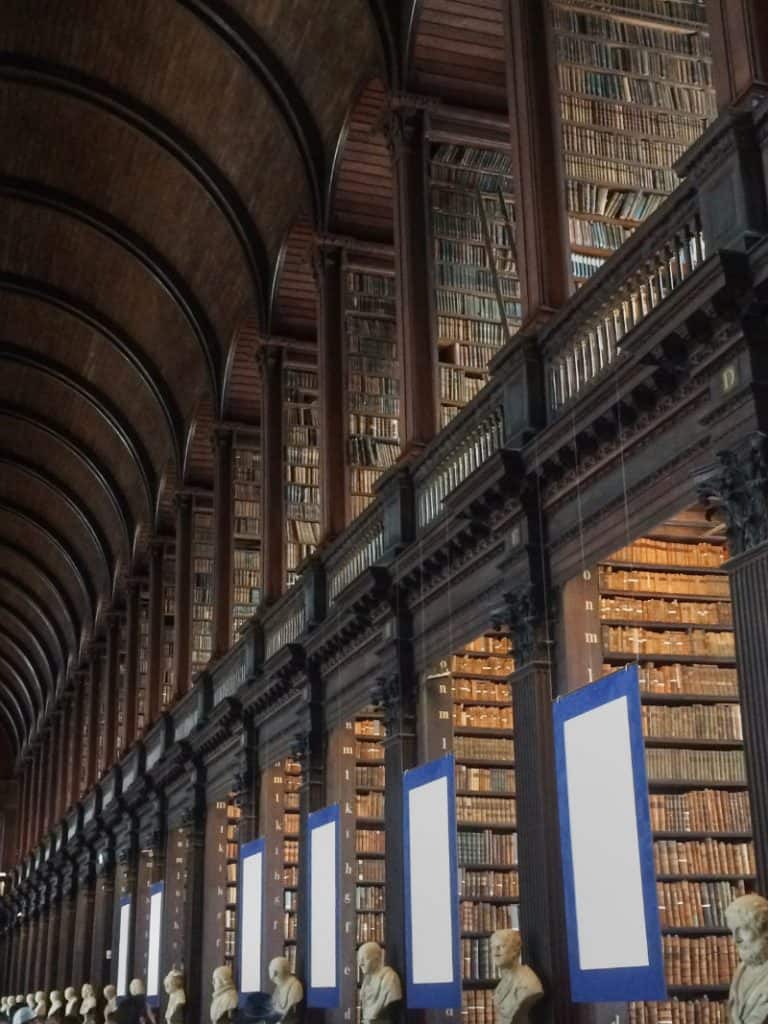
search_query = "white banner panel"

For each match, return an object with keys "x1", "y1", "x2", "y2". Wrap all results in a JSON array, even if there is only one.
[
  {"x1": 308, "y1": 804, "x2": 339, "y2": 1007},
  {"x1": 116, "y1": 897, "x2": 132, "y2": 997},
  {"x1": 239, "y1": 839, "x2": 265, "y2": 995},
  {"x1": 146, "y1": 883, "x2": 164, "y2": 1002}
]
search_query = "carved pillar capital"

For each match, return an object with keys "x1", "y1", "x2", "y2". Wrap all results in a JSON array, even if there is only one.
[{"x1": 697, "y1": 432, "x2": 768, "y2": 556}]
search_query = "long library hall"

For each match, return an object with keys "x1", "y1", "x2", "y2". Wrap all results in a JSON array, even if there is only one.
[{"x1": 3, "y1": 3, "x2": 768, "y2": 1024}]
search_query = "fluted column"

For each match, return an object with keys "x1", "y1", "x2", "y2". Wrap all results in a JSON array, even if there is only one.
[
  {"x1": 173, "y1": 493, "x2": 193, "y2": 696},
  {"x1": 212, "y1": 426, "x2": 234, "y2": 658}
]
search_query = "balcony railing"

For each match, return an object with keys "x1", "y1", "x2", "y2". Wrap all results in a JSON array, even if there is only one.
[{"x1": 327, "y1": 512, "x2": 385, "y2": 605}]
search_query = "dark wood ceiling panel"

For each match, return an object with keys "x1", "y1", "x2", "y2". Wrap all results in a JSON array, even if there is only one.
[
  {"x1": 183, "y1": 394, "x2": 217, "y2": 489},
  {"x1": 329, "y1": 78, "x2": 393, "y2": 241},
  {"x1": 227, "y1": 0, "x2": 382, "y2": 159},
  {"x1": 0, "y1": 583, "x2": 63, "y2": 681},
  {"x1": 0, "y1": 634, "x2": 44, "y2": 720},
  {"x1": 0, "y1": 553, "x2": 74, "y2": 668},
  {"x1": 0, "y1": 290, "x2": 173, "y2": 483},
  {"x1": 409, "y1": 0, "x2": 507, "y2": 111},
  {"x1": 1, "y1": 0, "x2": 311, "y2": 267},
  {"x1": 270, "y1": 219, "x2": 318, "y2": 340},
  {"x1": 0, "y1": 599, "x2": 57, "y2": 692}
]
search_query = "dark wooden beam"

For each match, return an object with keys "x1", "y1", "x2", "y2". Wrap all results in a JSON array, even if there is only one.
[
  {"x1": 180, "y1": 0, "x2": 325, "y2": 220},
  {"x1": 0, "y1": 563, "x2": 72, "y2": 667},
  {"x1": 364, "y1": 0, "x2": 401, "y2": 89},
  {"x1": 0, "y1": 453, "x2": 114, "y2": 584},
  {"x1": 0, "y1": 641, "x2": 42, "y2": 725},
  {"x1": 0, "y1": 628, "x2": 48, "y2": 712},
  {"x1": 0, "y1": 693, "x2": 22, "y2": 757},
  {"x1": 0, "y1": 55, "x2": 270, "y2": 319},
  {"x1": 0, "y1": 342, "x2": 156, "y2": 517},
  {"x1": 0, "y1": 660, "x2": 35, "y2": 734},
  {"x1": 0, "y1": 405, "x2": 134, "y2": 554},
  {"x1": 0, "y1": 176, "x2": 223, "y2": 401},
  {"x1": 0, "y1": 601, "x2": 57, "y2": 697},
  {"x1": 0, "y1": 500, "x2": 96, "y2": 629},
  {"x1": 0, "y1": 274, "x2": 186, "y2": 473}
]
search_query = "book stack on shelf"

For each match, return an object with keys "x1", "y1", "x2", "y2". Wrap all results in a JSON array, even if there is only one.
[
  {"x1": 161, "y1": 548, "x2": 175, "y2": 709},
  {"x1": 136, "y1": 584, "x2": 149, "y2": 735},
  {"x1": 223, "y1": 798, "x2": 241, "y2": 965},
  {"x1": 261, "y1": 757, "x2": 302, "y2": 972},
  {"x1": 595, "y1": 516, "x2": 754, "y2": 1022},
  {"x1": 166, "y1": 826, "x2": 191, "y2": 970},
  {"x1": 232, "y1": 441, "x2": 262, "y2": 643},
  {"x1": 114, "y1": 616, "x2": 128, "y2": 762},
  {"x1": 343, "y1": 264, "x2": 401, "y2": 520},
  {"x1": 551, "y1": 0, "x2": 717, "y2": 283},
  {"x1": 429, "y1": 145, "x2": 522, "y2": 427},
  {"x1": 191, "y1": 503, "x2": 214, "y2": 672},
  {"x1": 284, "y1": 368, "x2": 320, "y2": 587},
  {"x1": 355, "y1": 714, "x2": 386, "y2": 949}
]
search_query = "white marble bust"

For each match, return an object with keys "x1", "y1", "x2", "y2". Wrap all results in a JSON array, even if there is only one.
[
  {"x1": 163, "y1": 971, "x2": 185, "y2": 1024},
  {"x1": 64, "y1": 990, "x2": 79, "y2": 1019},
  {"x1": 268, "y1": 957, "x2": 302, "y2": 1024},
  {"x1": 357, "y1": 942, "x2": 402, "y2": 1024},
  {"x1": 34, "y1": 995, "x2": 47, "y2": 1020},
  {"x1": 48, "y1": 994, "x2": 63, "y2": 1019},
  {"x1": 79, "y1": 987, "x2": 96, "y2": 1023},
  {"x1": 210, "y1": 968, "x2": 238, "y2": 1024},
  {"x1": 490, "y1": 930, "x2": 543, "y2": 1024},
  {"x1": 727, "y1": 893, "x2": 768, "y2": 1024},
  {"x1": 102, "y1": 987, "x2": 116, "y2": 1024}
]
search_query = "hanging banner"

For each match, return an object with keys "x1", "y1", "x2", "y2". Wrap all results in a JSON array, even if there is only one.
[
  {"x1": 116, "y1": 896, "x2": 132, "y2": 997},
  {"x1": 146, "y1": 882, "x2": 164, "y2": 1005},
  {"x1": 308, "y1": 804, "x2": 340, "y2": 1008},
  {"x1": 403, "y1": 754, "x2": 461, "y2": 1008},
  {"x1": 553, "y1": 664, "x2": 666, "y2": 1002},
  {"x1": 238, "y1": 839, "x2": 265, "y2": 998}
]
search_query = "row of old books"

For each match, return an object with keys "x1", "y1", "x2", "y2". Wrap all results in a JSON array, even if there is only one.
[
  {"x1": 557, "y1": 65, "x2": 712, "y2": 117},
  {"x1": 347, "y1": 328, "x2": 396, "y2": 359},
  {"x1": 645, "y1": 748, "x2": 745, "y2": 784},
  {"x1": 285, "y1": 369, "x2": 317, "y2": 394},
  {"x1": 432, "y1": 187, "x2": 514, "y2": 220},
  {"x1": 355, "y1": 740, "x2": 384, "y2": 763},
  {"x1": 609, "y1": 540, "x2": 726, "y2": 568},
  {"x1": 460, "y1": 867, "x2": 519, "y2": 899},
  {"x1": 662, "y1": 933, "x2": 737, "y2": 986},
  {"x1": 461, "y1": 900, "x2": 518, "y2": 934},
  {"x1": 452, "y1": 654, "x2": 515, "y2": 676},
  {"x1": 456, "y1": 796, "x2": 516, "y2": 826},
  {"x1": 571, "y1": 252, "x2": 605, "y2": 280},
  {"x1": 357, "y1": 859, "x2": 385, "y2": 883},
  {"x1": 346, "y1": 271, "x2": 393, "y2": 297},
  {"x1": 649, "y1": 790, "x2": 751, "y2": 833},
  {"x1": 454, "y1": 736, "x2": 515, "y2": 762},
  {"x1": 566, "y1": 152, "x2": 677, "y2": 193},
  {"x1": 437, "y1": 315, "x2": 506, "y2": 345},
  {"x1": 349, "y1": 373, "x2": 399, "y2": 397},
  {"x1": 556, "y1": 37, "x2": 711, "y2": 87},
  {"x1": 440, "y1": 366, "x2": 487, "y2": 405},
  {"x1": 356, "y1": 829, "x2": 385, "y2": 855},
  {"x1": 454, "y1": 705, "x2": 514, "y2": 730},
  {"x1": 453, "y1": 679, "x2": 510, "y2": 703},
  {"x1": 347, "y1": 414, "x2": 399, "y2": 439},
  {"x1": 283, "y1": 890, "x2": 298, "y2": 912},
  {"x1": 285, "y1": 464, "x2": 318, "y2": 484},
  {"x1": 458, "y1": 830, "x2": 518, "y2": 866},
  {"x1": 348, "y1": 391, "x2": 399, "y2": 416},
  {"x1": 285, "y1": 404, "x2": 319, "y2": 426},
  {"x1": 455, "y1": 766, "x2": 515, "y2": 795},
  {"x1": 642, "y1": 704, "x2": 742, "y2": 741},
  {"x1": 284, "y1": 840, "x2": 299, "y2": 865},
  {"x1": 355, "y1": 886, "x2": 384, "y2": 911},
  {"x1": 602, "y1": 626, "x2": 735, "y2": 657},
  {"x1": 356, "y1": 792, "x2": 384, "y2": 818},
  {"x1": 657, "y1": 878, "x2": 746, "y2": 928},
  {"x1": 284, "y1": 865, "x2": 299, "y2": 887},
  {"x1": 600, "y1": 596, "x2": 733, "y2": 625},
  {"x1": 462, "y1": 988, "x2": 497, "y2": 1024},
  {"x1": 285, "y1": 520, "x2": 320, "y2": 544},
  {"x1": 285, "y1": 441, "x2": 319, "y2": 464},
  {"x1": 654, "y1": 839, "x2": 754, "y2": 878},
  {"x1": 431, "y1": 212, "x2": 513, "y2": 250},
  {"x1": 569, "y1": 216, "x2": 633, "y2": 250},
  {"x1": 566, "y1": 179, "x2": 667, "y2": 220},
  {"x1": 436, "y1": 289, "x2": 520, "y2": 321},
  {"x1": 356, "y1": 765, "x2": 385, "y2": 788},
  {"x1": 348, "y1": 437, "x2": 399, "y2": 469},
  {"x1": 552, "y1": 6, "x2": 709, "y2": 53},
  {"x1": 357, "y1": 914, "x2": 385, "y2": 944},
  {"x1": 634, "y1": 664, "x2": 737, "y2": 696},
  {"x1": 356, "y1": 717, "x2": 384, "y2": 738},
  {"x1": 436, "y1": 262, "x2": 521, "y2": 298},
  {"x1": 628, "y1": 997, "x2": 726, "y2": 1024},
  {"x1": 561, "y1": 94, "x2": 706, "y2": 145}
]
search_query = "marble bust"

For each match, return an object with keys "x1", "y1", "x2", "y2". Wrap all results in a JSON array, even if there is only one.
[
  {"x1": 64, "y1": 991, "x2": 79, "y2": 1020},
  {"x1": 268, "y1": 957, "x2": 303, "y2": 1024},
  {"x1": 727, "y1": 893, "x2": 768, "y2": 1023},
  {"x1": 490, "y1": 930, "x2": 543, "y2": 1024},
  {"x1": 48, "y1": 995, "x2": 63, "y2": 1019},
  {"x1": 102, "y1": 988, "x2": 116, "y2": 1024},
  {"x1": 357, "y1": 943, "x2": 402, "y2": 1024},
  {"x1": 79, "y1": 988, "x2": 96, "y2": 1024},
  {"x1": 210, "y1": 968, "x2": 238, "y2": 1024},
  {"x1": 34, "y1": 995, "x2": 47, "y2": 1020},
  {"x1": 163, "y1": 972, "x2": 185, "y2": 1024}
]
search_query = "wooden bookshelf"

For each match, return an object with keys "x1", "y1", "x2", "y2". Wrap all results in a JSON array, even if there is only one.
[
  {"x1": 551, "y1": 0, "x2": 717, "y2": 283},
  {"x1": 161, "y1": 547, "x2": 175, "y2": 710},
  {"x1": 425, "y1": 631, "x2": 518, "y2": 1024},
  {"x1": 594, "y1": 516, "x2": 754, "y2": 1017},
  {"x1": 136, "y1": 584, "x2": 149, "y2": 736},
  {"x1": 115, "y1": 616, "x2": 128, "y2": 762},
  {"x1": 262, "y1": 757, "x2": 301, "y2": 972},
  {"x1": 343, "y1": 259, "x2": 401, "y2": 521},
  {"x1": 428, "y1": 145, "x2": 522, "y2": 427},
  {"x1": 165, "y1": 825, "x2": 192, "y2": 973},
  {"x1": 355, "y1": 714, "x2": 386, "y2": 950},
  {"x1": 284, "y1": 367, "x2": 320, "y2": 588},
  {"x1": 224, "y1": 797, "x2": 240, "y2": 965},
  {"x1": 232, "y1": 440, "x2": 262, "y2": 643},
  {"x1": 191, "y1": 501, "x2": 214, "y2": 673}
]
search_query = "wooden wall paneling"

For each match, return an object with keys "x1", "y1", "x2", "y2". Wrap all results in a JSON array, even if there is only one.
[
  {"x1": 173, "y1": 496, "x2": 193, "y2": 698},
  {"x1": 71, "y1": 856, "x2": 96, "y2": 987},
  {"x1": 147, "y1": 542, "x2": 164, "y2": 724},
  {"x1": 212, "y1": 428, "x2": 234, "y2": 660},
  {"x1": 259, "y1": 344, "x2": 285, "y2": 602},
  {"x1": 706, "y1": 0, "x2": 768, "y2": 107},
  {"x1": 124, "y1": 581, "x2": 140, "y2": 750}
]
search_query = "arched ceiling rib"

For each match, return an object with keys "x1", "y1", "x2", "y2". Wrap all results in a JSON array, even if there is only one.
[{"x1": 0, "y1": 0, "x2": 383, "y2": 757}]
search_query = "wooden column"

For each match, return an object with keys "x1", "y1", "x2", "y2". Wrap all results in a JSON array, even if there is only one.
[
  {"x1": 14, "y1": 915, "x2": 29, "y2": 992},
  {"x1": 124, "y1": 580, "x2": 140, "y2": 746},
  {"x1": 17, "y1": 763, "x2": 29, "y2": 857},
  {"x1": 42, "y1": 723, "x2": 56, "y2": 835},
  {"x1": 71, "y1": 855, "x2": 96, "y2": 987},
  {"x1": 173, "y1": 494, "x2": 193, "y2": 696},
  {"x1": 313, "y1": 239, "x2": 347, "y2": 540},
  {"x1": 387, "y1": 101, "x2": 438, "y2": 451},
  {"x1": 503, "y1": 0, "x2": 571, "y2": 321},
  {"x1": 32, "y1": 745, "x2": 44, "y2": 850},
  {"x1": 103, "y1": 614, "x2": 120, "y2": 772},
  {"x1": 86, "y1": 649, "x2": 103, "y2": 787},
  {"x1": 57, "y1": 875, "x2": 76, "y2": 992},
  {"x1": 91, "y1": 846, "x2": 116, "y2": 991},
  {"x1": 706, "y1": 0, "x2": 768, "y2": 108},
  {"x1": 212, "y1": 426, "x2": 234, "y2": 659},
  {"x1": 179, "y1": 798, "x2": 206, "y2": 1022},
  {"x1": 68, "y1": 679, "x2": 85, "y2": 806},
  {"x1": 259, "y1": 343, "x2": 285, "y2": 601},
  {"x1": 55, "y1": 703, "x2": 68, "y2": 821},
  {"x1": 44, "y1": 880, "x2": 61, "y2": 991},
  {"x1": 147, "y1": 540, "x2": 165, "y2": 724}
]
